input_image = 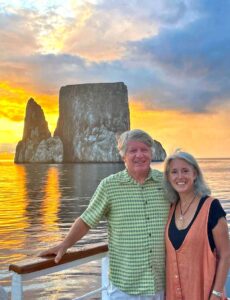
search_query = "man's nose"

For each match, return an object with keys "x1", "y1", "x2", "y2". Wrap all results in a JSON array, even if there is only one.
[{"x1": 136, "y1": 150, "x2": 143, "y2": 157}]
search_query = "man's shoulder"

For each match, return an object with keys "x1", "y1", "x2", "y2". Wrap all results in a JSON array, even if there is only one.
[
  {"x1": 101, "y1": 169, "x2": 127, "y2": 185},
  {"x1": 150, "y1": 168, "x2": 163, "y2": 181}
]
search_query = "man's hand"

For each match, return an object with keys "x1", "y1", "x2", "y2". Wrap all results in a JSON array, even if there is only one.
[
  {"x1": 39, "y1": 243, "x2": 68, "y2": 264},
  {"x1": 39, "y1": 218, "x2": 90, "y2": 264}
]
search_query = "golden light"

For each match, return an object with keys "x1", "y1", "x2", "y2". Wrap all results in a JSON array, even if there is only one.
[
  {"x1": 41, "y1": 167, "x2": 61, "y2": 241},
  {"x1": 130, "y1": 100, "x2": 230, "y2": 158},
  {"x1": 0, "y1": 81, "x2": 59, "y2": 149},
  {"x1": 0, "y1": 165, "x2": 28, "y2": 257}
]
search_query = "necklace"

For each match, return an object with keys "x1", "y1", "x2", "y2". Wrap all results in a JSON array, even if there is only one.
[{"x1": 179, "y1": 193, "x2": 197, "y2": 221}]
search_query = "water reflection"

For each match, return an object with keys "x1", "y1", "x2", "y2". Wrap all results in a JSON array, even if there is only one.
[
  {"x1": 57, "y1": 163, "x2": 124, "y2": 220},
  {"x1": 57, "y1": 163, "x2": 124, "y2": 197},
  {"x1": 24, "y1": 164, "x2": 49, "y2": 226},
  {"x1": 0, "y1": 162, "x2": 125, "y2": 265},
  {"x1": 0, "y1": 164, "x2": 28, "y2": 262},
  {"x1": 42, "y1": 167, "x2": 61, "y2": 230}
]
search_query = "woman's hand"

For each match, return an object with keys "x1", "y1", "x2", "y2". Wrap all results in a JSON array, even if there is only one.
[
  {"x1": 209, "y1": 294, "x2": 223, "y2": 300},
  {"x1": 211, "y1": 217, "x2": 230, "y2": 300}
]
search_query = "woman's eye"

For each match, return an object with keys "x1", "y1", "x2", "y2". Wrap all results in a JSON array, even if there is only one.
[{"x1": 171, "y1": 170, "x2": 177, "y2": 174}]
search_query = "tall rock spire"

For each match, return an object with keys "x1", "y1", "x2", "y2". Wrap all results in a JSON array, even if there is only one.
[
  {"x1": 22, "y1": 98, "x2": 51, "y2": 141},
  {"x1": 14, "y1": 98, "x2": 63, "y2": 163}
]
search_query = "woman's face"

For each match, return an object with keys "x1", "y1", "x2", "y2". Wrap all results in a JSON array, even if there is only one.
[{"x1": 168, "y1": 158, "x2": 197, "y2": 195}]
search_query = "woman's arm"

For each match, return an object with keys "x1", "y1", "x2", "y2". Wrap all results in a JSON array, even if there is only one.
[{"x1": 210, "y1": 217, "x2": 230, "y2": 300}]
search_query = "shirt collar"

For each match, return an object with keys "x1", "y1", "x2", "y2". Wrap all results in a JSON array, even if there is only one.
[{"x1": 119, "y1": 168, "x2": 162, "y2": 184}]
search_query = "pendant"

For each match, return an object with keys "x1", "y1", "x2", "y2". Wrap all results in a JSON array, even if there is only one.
[{"x1": 179, "y1": 215, "x2": 183, "y2": 221}]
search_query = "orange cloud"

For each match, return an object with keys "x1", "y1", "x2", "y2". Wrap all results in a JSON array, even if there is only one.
[
  {"x1": 0, "y1": 81, "x2": 59, "y2": 152},
  {"x1": 130, "y1": 100, "x2": 230, "y2": 158},
  {"x1": 0, "y1": 81, "x2": 58, "y2": 120}
]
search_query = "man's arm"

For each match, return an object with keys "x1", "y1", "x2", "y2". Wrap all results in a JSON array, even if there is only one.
[
  {"x1": 40, "y1": 179, "x2": 109, "y2": 263},
  {"x1": 39, "y1": 217, "x2": 90, "y2": 263}
]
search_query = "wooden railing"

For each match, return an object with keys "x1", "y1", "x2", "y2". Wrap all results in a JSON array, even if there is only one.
[
  {"x1": 1, "y1": 243, "x2": 109, "y2": 300},
  {"x1": 1, "y1": 243, "x2": 230, "y2": 300}
]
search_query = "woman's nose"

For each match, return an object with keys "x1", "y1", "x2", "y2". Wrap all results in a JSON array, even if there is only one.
[{"x1": 177, "y1": 171, "x2": 183, "y2": 178}]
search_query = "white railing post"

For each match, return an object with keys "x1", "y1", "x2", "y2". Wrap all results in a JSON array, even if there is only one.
[
  {"x1": 0, "y1": 286, "x2": 8, "y2": 300},
  {"x1": 7, "y1": 244, "x2": 108, "y2": 299},
  {"x1": 101, "y1": 256, "x2": 109, "y2": 300},
  {"x1": 225, "y1": 270, "x2": 230, "y2": 298},
  {"x1": 11, "y1": 272, "x2": 23, "y2": 300}
]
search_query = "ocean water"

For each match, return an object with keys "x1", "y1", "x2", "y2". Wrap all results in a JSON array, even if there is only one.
[{"x1": 0, "y1": 159, "x2": 229, "y2": 299}]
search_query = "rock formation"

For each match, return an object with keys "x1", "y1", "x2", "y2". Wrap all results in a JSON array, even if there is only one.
[
  {"x1": 153, "y1": 140, "x2": 167, "y2": 161},
  {"x1": 14, "y1": 82, "x2": 167, "y2": 163},
  {"x1": 54, "y1": 82, "x2": 130, "y2": 162},
  {"x1": 14, "y1": 98, "x2": 63, "y2": 163}
]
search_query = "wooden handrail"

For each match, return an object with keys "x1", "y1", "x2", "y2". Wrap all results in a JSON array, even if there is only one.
[{"x1": 9, "y1": 243, "x2": 108, "y2": 275}]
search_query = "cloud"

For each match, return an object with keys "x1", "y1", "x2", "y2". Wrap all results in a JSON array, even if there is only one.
[
  {"x1": 126, "y1": 0, "x2": 230, "y2": 112},
  {"x1": 0, "y1": 10, "x2": 39, "y2": 58},
  {"x1": 0, "y1": 0, "x2": 229, "y2": 116},
  {"x1": 61, "y1": 1, "x2": 161, "y2": 61}
]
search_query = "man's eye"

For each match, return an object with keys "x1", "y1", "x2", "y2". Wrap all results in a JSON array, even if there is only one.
[{"x1": 129, "y1": 149, "x2": 136, "y2": 153}]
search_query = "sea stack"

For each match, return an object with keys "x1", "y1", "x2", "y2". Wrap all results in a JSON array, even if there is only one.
[
  {"x1": 54, "y1": 82, "x2": 130, "y2": 162},
  {"x1": 14, "y1": 98, "x2": 63, "y2": 163},
  {"x1": 153, "y1": 140, "x2": 167, "y2": 161}
]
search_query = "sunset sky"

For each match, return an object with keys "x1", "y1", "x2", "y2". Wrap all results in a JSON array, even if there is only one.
[{"x1": 0, "y1": 0, "x2": 229, "y2": 158}]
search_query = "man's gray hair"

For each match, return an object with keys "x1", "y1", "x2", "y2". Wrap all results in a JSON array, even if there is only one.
[
  {"x1": 117, "y1": 129, "x2": 155, "y2": 157},
  {"x1": 163, "y1": 150, "x2": 211, "y2": 203}
]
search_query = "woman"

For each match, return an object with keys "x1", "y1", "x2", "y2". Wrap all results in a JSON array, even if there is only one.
[{"x1": 164, "y1": 150, "x2": 230, "y2": 300}]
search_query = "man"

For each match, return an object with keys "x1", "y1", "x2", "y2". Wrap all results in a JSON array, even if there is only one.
[{"x1": 40, "y1": 129, "x2": 170, "y2": 300}]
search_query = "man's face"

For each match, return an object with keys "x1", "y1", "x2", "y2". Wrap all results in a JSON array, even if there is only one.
[{"x1": 123, "y1": 140, "x2": 153, "y2": 176}]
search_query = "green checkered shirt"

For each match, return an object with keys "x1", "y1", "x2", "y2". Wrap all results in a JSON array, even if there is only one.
[{"x1": 81, "y1": 168, "x2": 170, "y2": 295}]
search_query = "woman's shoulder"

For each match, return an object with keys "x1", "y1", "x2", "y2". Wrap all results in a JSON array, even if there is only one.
[
  {"x1": 209, "y1": 197, "x2": 226, "y2": 214},
  {"x1": 208, "y1": 197, "x2": 226, "y2": 229},
  {"x1": 200, "y1": 195, "x2": 221, "y2": 207}
]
